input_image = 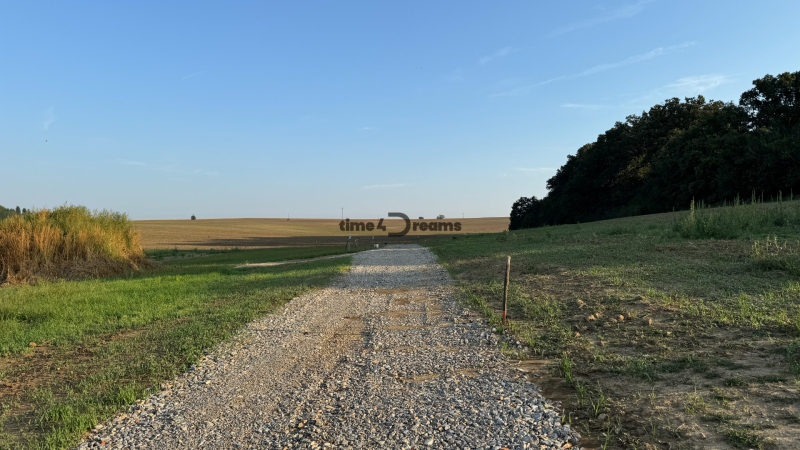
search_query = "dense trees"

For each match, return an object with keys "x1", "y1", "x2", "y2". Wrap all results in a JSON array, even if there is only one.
[{"x1": 510, "y1": 71, "x2": 800, "y2": 229}]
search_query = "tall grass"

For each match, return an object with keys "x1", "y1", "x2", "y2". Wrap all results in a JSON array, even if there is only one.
[
  {"x1": 673, "y1": 193, "x2": 800, "y2": 239},
  {"x1": 0, "y1": 205, "x2": 145, "y2": 284}
]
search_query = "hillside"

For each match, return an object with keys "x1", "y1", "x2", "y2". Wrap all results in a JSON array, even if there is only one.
[{"x1": 428, "y1": 200, "x2": 800, "y2": 449}]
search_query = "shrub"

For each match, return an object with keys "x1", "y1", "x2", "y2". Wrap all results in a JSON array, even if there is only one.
[
  {"x1": 191, "y1": 215, "x2": 196, "y2": 221},
  {"x1": 0, "y1": 205, "x2": 145, "y2": 284}
]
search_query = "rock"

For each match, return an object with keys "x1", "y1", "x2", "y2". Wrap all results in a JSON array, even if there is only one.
[
  {"x1": 596, "y1": 414, "x2": 608, "y2": 422},
  {"x1": 618, "y1": 315, "x2": 625, "y2": 322}
]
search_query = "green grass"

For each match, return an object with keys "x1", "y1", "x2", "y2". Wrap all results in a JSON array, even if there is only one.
[
  {"x1": 0, "y1": 246, "x2": 353, "y2": 449},
  {"x1": 426, "y1": 199, "x2": 800, "y2": 449}
]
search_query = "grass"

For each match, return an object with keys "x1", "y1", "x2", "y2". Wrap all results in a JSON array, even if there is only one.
[
  {"x1": 0, "y1": 206, "x2": 145, "y2": 285},
  {"x1": 426, "y1": 199, "x2": 800, "y2": 449},
  {"x1": 0, "y1": 246, "x2": 354, "y2": 449}
]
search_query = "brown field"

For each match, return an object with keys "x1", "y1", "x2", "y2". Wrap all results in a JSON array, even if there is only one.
[{"x1": 134, "y1": 217, "x2": 509, "y2": 249}]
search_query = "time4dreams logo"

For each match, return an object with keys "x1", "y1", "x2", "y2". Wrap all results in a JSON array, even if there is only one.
[{"x1": 339, "y1": 212, "x2": 462, "y2": 237}]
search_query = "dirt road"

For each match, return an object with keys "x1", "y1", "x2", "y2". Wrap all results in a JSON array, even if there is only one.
[{"x1": 79, "y1": 245, "x2": 578, "y2": 449}]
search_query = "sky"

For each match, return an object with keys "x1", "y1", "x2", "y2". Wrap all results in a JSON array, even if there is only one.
[{"x1": 2, "y1": 1, "x2": 799, "y2": 220}]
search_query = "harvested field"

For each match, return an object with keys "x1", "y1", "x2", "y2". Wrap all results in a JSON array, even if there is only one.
[{"x1": 134, "y1": 217, "x2": 509, "y2": 250}]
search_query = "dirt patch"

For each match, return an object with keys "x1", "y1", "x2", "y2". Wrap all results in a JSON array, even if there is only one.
[{"x1": 455, "y1": 256, "x2": 800, "y2": 449}]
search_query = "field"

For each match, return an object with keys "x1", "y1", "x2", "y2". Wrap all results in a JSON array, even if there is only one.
[
  {"x1": 427, "y1": 201, "x2": 800, "y2": 449},
  {"x1": 134, "y1": 217, "x2": 509, "y2": 249},
  {"x1": 0, "y1": 246, "x2": 360, "y2": 449}
]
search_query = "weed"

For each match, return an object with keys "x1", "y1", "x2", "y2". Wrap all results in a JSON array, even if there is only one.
[
  {"x1": 559, "y1": 354, "x2": 574, "y2": 383},
  {"x1": 590, "y1": 389, "x2": 607, "y2": 417},
  {"x1": 684, "y1": 390, "x2": 707, "y2": 415},
  {"x1": 725, "y1": 428, "x2": 763, "y2": 449},
  {"x1": 725, "y1": 376, "x2": 749, "y2": 387},
  {"x1": 575, "y1": 384, "x2": 587, "y2": 407}
]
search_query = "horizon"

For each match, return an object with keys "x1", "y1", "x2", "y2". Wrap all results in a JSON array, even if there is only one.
[{"x1": 3, "y1": 1, "x2": 799, "y2": 220}]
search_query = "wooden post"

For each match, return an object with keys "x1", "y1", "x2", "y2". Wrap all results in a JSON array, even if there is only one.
[{"x1": 502, "y1": 256, "x2": 511, "y2": 325}]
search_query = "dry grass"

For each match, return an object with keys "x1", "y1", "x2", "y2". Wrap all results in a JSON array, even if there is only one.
[
  {"x1": 0, "y1": 206, "x2": 145, "y2": 284},
  {"x1": 134, "y1": 217, "x2": 509, "y2": 249}
]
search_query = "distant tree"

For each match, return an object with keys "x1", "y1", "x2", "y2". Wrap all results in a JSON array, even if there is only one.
[
  {"x1": 15, "y1": 206, "x2": 20, "y2": 214},
  {"x1": 436, "y1": 214, "x2": 445, "y2": 220},
  {"x1": 191, "y1": 215, "x2": 196, "y2": 221},
  {"x1": 22, "y1": 208, "x2": 27, "y2": 214},
  {"x1": 419, "y1": 217, "x2": 424, "y2": 220}
]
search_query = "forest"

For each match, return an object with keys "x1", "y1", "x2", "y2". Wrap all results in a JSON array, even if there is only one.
[{"x1": 510, "y1": 71, "x2": 800, "y2": 229}]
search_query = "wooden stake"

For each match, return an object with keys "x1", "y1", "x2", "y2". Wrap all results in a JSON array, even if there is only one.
[{"x1": 502, "y1": 256, "x2": 511, "y2": 325}]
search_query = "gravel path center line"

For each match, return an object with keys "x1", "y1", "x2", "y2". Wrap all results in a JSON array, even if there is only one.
[{"x1": 79, "y1": 245, "x2": 581, "y2": 450}]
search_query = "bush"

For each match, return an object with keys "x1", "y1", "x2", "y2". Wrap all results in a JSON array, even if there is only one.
[
  {"x1": 0, "y1": 205, "x2": 145, "y2": 284},
  {"x1": 191, "y1": 215, "x2": 196, "y2": 221}
]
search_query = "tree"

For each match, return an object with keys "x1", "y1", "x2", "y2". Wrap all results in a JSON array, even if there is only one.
[
  {"x1": 740, "y1": 71, "x2": 800, "y2": 130},
  {"x1": 436, "y1": 214, "x2": 445, "y2": 220},
  {"x1": 510, "y1": 71, "x2": 800, "y2": 229},
  {"x1": 191, "y1": 215, "x2": 196, "y2": 221},
  {"x1": 15, "y1": 206, "x2": 20, "y2": 215},
  {"x1": 509, "y1": 196, "x2": 543, "y2": 230},
  {"x1": 22, "y1": 208, "x2": 27, "y2": 214}
]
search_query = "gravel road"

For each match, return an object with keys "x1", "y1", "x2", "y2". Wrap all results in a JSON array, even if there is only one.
[{"x1": 79, "y1": 245, "x2": 581, "y2": 449}]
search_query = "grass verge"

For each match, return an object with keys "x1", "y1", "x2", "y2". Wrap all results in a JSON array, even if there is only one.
[{"x1": 0, "y1": 246, "x2": 355, "y2": 449}]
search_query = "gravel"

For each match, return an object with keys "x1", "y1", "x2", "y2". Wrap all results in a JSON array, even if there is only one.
[{"x1": 77, "y1": 245, "x2": 581, "y2": 449}]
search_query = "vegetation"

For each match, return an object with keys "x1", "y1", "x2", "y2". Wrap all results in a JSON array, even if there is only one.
[
  {"x1": 0, "y1": 205, "x2": 145, "y2": 285},
  {"x1": 0, "y1": 206, "x2": 17, "y2": 221},
  {"x1": 511, "y1": 70, "x2": 800, "y2": 229},
  {"x1": 0, "y1": 246, "x2": 352, "y2": 449},
  {"x1": 428, "y1": 200, "x2": 800, "y2": 449}
]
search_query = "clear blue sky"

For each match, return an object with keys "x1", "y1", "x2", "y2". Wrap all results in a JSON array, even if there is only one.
[{"x1": 3, "y1": 1, "x2": 798, "y2": 220}]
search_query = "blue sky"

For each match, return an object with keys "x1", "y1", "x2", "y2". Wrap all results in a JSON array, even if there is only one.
[{"x1": 2, "y1": 1, "x2": 799, "y2": 220}]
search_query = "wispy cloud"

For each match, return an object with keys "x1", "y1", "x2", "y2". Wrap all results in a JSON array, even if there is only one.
[
  {"x1": 549, "y1": 0, "x2": 654, "y2": 37},
  {"x1": 578, "y1": 42, "x2": 694, "y2": 76},
  {"x1": 43, "y1": 107, "x2": 55, "y2": 131},
  {"x1": 118, "y1": 159, "x2": 147, "y2": 166},
  {"x1": 479, "y1": 46, "x2": 512, "y2": 65},
  {"x1": 362, "y1": 183, "x2": 406, "y2": 190},
  {"x1": 625, "y1": 74, "x2": 730, "y2": 105},
  {"x1": 182, "y1": 71, "x2": 204, "y2": 80},
  {"x1": 490, "y1": 42, "x2": 693, "y2": 97}
]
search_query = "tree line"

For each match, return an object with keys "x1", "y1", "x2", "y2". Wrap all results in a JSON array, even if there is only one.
[
  {"x1": 510, "y1": 70, "x2": 800, "y2": 230},
  {"x1": 0, "y1": 205, "x2": 30, "y2": 221}
]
